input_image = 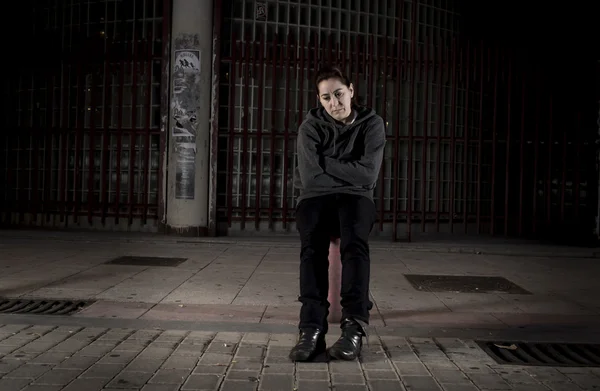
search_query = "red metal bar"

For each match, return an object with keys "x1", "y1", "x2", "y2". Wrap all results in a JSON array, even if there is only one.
[
  {"x1": 143, "y1": 36, "x2": 153, "y2": 225},
  {"x1": 282, "y1": 34, "x2": 292, "y2": 229},
  {"x1": 462, "y1": 40, "x2": 471, "y2": 234},
  {"x1": 240, "y1": 38, "x2": 250, "y2": 230},
  {"x1": 226, "y1": 36, "x2": 237, "y2": 227},
  {"x1": 546, "y1": 95, "x2": 553, "y2": 224},
  {"x1": 504, "y1": 52, "x2": 512, "y2": 236},
  {"x1": 448, "y1": 38, "x2": 457, "y2": 234},
  {"x1": 88, "y1": 69, "x2": 97, "y2": 225},
  {"x1": 115, "y1": 42, "x2": 127, "y2": 225},
  {"x1": 255, "y1": 36, "x2": 265, "y2": 230},
  {"x1": 434, "y1": 41, "x2": 443, "y2": 232},
  {"x1": 490, "y1": 47, "x2": 499, "y2": 235},
  {"x1": 268, "y1": 36, "x2": 278, "y2": 228},
  {"x1": 421, "y1": 37, "x2": 430, "y2": 233},
  {"x1": 128, "y1": 33, "x2": 140, "y2": 226},
  {"x1": 518, "y1": 70, "x2": 526, "y2": 235},
  {"x1": 476, "y1": 42, "x2": 484, "y2": 234},
  {"x1": 101, "y1": 42, "x2": 113, "y2": 225},
  {"x1": 532, "y1": 75, "x2": 540, "y2": 233}
]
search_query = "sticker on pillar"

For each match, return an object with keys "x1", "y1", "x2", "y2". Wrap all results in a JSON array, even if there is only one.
[
  {"x1": 172, "y1": 49, "x2": 201, "y2": 199},
  {"x1": 255, "y1": 2, "x2": 267, "y2": 21}
]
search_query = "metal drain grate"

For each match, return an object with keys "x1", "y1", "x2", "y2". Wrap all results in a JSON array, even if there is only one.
[
  {"x1": 477, "y1": 341, "x2": 600, "y2": 367},
  {"x1": 404, "y1": 274, "x2": 531, "y2": 294},
  {"x1": 0, "y1": 298, "x2": 92, "y2": 316}
]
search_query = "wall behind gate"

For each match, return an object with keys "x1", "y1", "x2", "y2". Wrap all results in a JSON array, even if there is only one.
[
  {"x1": 215, "y1": 0, "x2": 598, "y2": 242},
  {"x1": 0, "y1": 0, "x2": 169, "y2": 231}
]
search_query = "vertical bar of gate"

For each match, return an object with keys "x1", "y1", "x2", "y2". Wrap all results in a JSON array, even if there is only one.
[
  {"x1": 59, "y1": 58, "x2": 69, "y2": 223},
  {"x1": 546, "y1": 95, "x2": 553, "y2": 225},
  {"x1": 44, "y1": 68, "x2": 54, "y2": 222},
  {"x1": 255, "y1": 36, "x2": 265, "y2": 230},
  {"x1": 490, "y1": 47, "x2": 499, "y2": 235},
  {"x1": 158, "y1": 0, "x2": 172, "y2": 229},
  {"x1": 392, "y1": 40, "x2": 402, "y2": 240},
  {"x1": 73, "y1": 60, "x2": 85, "y2": 224},
  {"x1": 282, "y1": 34, "x2": 292, "y2": 229},
  {"x1": 407, "y1": 5, "x2": 418, "y2": 241},
  {"x1": 504, "y1": 52, "x2": 512, "y2": 236},
  {"x1": 208, "y1": 0, "x2": 222, "y2": 235},
  {"x1": 32, "y1": 72, "x2": 40, "y2": 223},
  {"x1": 368, "y1": 36, "x2": 374, "y2": 110},
  {"x1": 476, "y1": 42, "x2": 484, "y2": 233},
  {"x1": 129, "y1": 30, "x2": 140, "y2": 225},
  {"x1": 240, "y1": 38, "x2": 250, "y2": 230},
  {"x1": 434, "y1": 40, "x2": 443, "y2": 233},
  {"x1": 101, "y1": 40, "x2": 112, "y2": 225},
  {"x1": 88, "y1": 67, "x2": 97, "y2": 225},
  {"x1": 382, "y1": 39, "x2": 391, "y2": 238},
  {"x1": 392, "y1": 0, "x2": 404, "y2": 236},
  {"x1": 448, "y1": 38, "x2": 457, "y2": 234},
  {"x1": 142, "y1": 35, "x2": 153, "y2": 225},
  {"x1": 268, "y1": 36, "x2": 278, "y2": 228},
  {"x1": 226, "y1": 36, "x2": 237, "y2": 227},
  {"x1": 115, "y1": 41, "x2": 127, "y2": 226},
  {"x1": 462, "y1": 40, "x2": 471, "y2": 234},
  {"x1": 298, "y1": 33, "x2": 305, "y2": 128},
  {"x1": 532, "y1": 75, "x2": 540, "y2": 233},
  {"x1": 560, "y1": 129, "x2": 567, "y2": 222},
  {"x1": 340, "y1": 36, "x2": 345, "y2": 73},
  {"x1": 575, "y1": 112, "x2": 581, "y2": 218},
  {"x1": 421, "y1": 37, "x2": 430, "y2": 233},
  {"x1": 354, "y1": 35, "x2": 360, "y2": 101},
  {"x1": 518, "y1": 69, "x2": 526, "y2": 235}
]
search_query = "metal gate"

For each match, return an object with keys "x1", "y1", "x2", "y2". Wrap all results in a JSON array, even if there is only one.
[
  {"x1": 0, "y1": 0, "x2": 170, "y2": 231},
  {"x1": 217, "y1": 0, "x2": 597, "y2": 241}
]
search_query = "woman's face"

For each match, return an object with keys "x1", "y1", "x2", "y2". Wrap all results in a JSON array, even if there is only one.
[{"x1": 317, "y1": 77, "x2": 354, "y2": 123}]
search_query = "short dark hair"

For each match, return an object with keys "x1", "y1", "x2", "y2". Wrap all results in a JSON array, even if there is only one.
[{"x1": 314, "y1": 65, "x2": 352, "y2": 94}]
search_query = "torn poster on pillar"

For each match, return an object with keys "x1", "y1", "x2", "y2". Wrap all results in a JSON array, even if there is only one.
[{"x1": 172, "y1": 49, "x2": 201, "y2": 199}]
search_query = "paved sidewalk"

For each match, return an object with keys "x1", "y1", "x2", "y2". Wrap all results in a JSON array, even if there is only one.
[
  {"x1": 1, "y1": 231, "x2": 600, "y2": 332},
  {"x1": 1, "y1": 324, "x2": 600, "y2": 391}
]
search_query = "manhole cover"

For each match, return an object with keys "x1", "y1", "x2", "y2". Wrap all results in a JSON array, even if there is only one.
[
  {"x1": 0, "y1": 298, "x2": 92, "y2": 316},
  {"x1": 105, "y1": 256, "x2": 187, "y2": 267},
  {"x1": 476, "y1": 341, "x2": 600, "y2": 367},
  {"x1": 403, "y1": 274, "x2": 531, "y2": 294}
]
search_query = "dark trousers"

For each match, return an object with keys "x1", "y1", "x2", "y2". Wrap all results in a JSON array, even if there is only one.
[{"x1": 295, "y1": 193, "x2": 376, "y2": 333}]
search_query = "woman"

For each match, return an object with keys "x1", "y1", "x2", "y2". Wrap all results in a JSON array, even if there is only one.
[{"x1": 290, "y1": 65, "x2": 386, "y2": 361}]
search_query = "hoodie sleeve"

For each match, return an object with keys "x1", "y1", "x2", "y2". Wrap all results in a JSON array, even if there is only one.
[
  {"x1": 296, "y1": 123, "x2": 344, "y2": 189},
  {"x1": 324, "y1": 116, "x2": 386, "y2": 187}
]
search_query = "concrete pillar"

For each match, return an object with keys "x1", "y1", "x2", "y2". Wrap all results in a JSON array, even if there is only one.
[{"x1": 165, "y1": 0, "x2": 213, "y2": 235}]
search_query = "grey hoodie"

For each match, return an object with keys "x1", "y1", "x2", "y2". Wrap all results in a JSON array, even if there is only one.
[{"x1": 293, "y1": 105, "x2": 386, "y2": 203}]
